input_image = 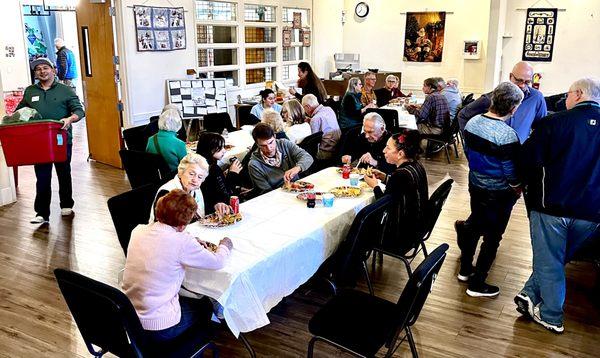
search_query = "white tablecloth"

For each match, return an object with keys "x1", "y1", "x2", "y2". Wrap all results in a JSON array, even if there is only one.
[
  {"x1": 183, "y1": 167, "x2": 375, "y2": 336},
  {"x1": 379, "y1": 105, "x2": 418, "y2": 130}
]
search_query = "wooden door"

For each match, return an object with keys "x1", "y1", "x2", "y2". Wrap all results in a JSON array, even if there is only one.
[{"x1": 76, "y1": 1, "x2": 122, "y2": 168}]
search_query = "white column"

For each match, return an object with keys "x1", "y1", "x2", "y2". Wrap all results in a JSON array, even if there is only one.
[
  {"x1": 484, "y1": 0, "x2": 508, "y2": 91},
  {"x1": 0, "y1": 70, "x2": 17, "y2": 206}
]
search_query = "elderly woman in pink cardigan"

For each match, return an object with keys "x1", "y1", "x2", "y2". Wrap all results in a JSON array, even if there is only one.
[{"x1": 122, "y1": 189, "x2": 232, "y2": 342}]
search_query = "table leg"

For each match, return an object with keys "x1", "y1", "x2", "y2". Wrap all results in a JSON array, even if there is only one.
[{"x1": 239, "y1": 332, "x2": 256, "y2": 358}]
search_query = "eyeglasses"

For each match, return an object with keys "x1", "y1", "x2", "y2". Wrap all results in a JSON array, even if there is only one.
[{"x1": 510, "y1": 73, "x2": 532, "y2": 85}]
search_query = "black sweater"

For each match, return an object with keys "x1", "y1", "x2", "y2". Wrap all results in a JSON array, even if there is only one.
[
  {"x1": 374, "y1": 161, "x2": 429, "y2": 253},
  {"x1": 201, "y1": 163, "x2": 241, "y2": 210}
]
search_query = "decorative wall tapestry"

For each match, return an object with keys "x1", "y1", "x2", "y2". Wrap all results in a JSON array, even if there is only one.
[
  {"x1": 522, "y1": 8, "x2": 557, "y2": 62},
  {"x1": 282, "y1": 27, "x2": 292, "y2": 48},
  {"x1": 403, "y1": 12, "x2": 446, "y2": 62},
  {"x1": 134, "y1": 6, "x2": 185, "y2": 52}
]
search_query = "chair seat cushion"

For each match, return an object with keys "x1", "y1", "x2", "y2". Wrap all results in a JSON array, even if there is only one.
[{"x1": 309, "y1": 290, "x2": 399, "y2": 356}]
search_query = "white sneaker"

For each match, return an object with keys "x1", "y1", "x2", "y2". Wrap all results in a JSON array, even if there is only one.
[
  {"x1": 30, "y1": 215, "x2": 48, "y2": 224},
  {"x1": 533, "y1": 306, "x2": 564, "y2": 334},
  {"x1": 61, "y1": 208, "x2": 74, "y2": 216}
]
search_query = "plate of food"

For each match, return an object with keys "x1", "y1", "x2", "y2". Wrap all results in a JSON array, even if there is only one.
[
  {"x1": 330, "y1": 186, "x2": 363, "y2": 198},
  {"x1": 199, "y1": 212, "x2": 243, "y2": 228},
  {"x1": 224, "y1": 144, "x2": 235, "y2": 150},
  {"x1": 296, "y1": 192, "x2": 326, "y2": 201},
  {"x1": 283, "y1": 180, "x2": 315, "y2": 192},
  {"x1": 196, "y1": 239, "x2": 219, "y2": 252}
]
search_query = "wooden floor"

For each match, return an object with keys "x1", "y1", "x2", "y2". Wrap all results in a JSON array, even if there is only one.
[{"x1": 0, "y1": 122, "x2": 598, "y2": 357}]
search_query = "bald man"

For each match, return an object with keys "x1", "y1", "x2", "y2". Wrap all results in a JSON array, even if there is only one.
[{"x1": 458, "y1": 62, "x2": 547, "y2": 144}]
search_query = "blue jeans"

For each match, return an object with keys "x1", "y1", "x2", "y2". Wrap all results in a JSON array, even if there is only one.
[
  {"x1": 521, "y1": 211, "x2": 599, "y2": 325},
  {"x1": 145, "y1": 296, "x2": 213, "y2": 342}
]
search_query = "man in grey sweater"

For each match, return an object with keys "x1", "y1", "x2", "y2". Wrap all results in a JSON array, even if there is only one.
[{"x1": 248, "y1": 123, "x2": 314, "y2": 193}]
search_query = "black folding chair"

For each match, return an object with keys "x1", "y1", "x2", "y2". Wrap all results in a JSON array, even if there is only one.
[
  {"x1": 54, "y1": 269, "x2": 218, "y2": 358},
  {"x1": 372, "y1": 179, "x2": 453, "y2": 276},
  {"x1": 322, "y1": 195, "x2": 392, "y2": 296},
  {"x1": 298, "y1": 131, "x2": 323, "y2": 176},
  {"x1": 107, "y1": 182, "x2": 165, "y2": 256},
  {"x1": 203, "y1": 112, "x2": 236, "y2": 133},
  {"x1": 119, "y1": 149, "x2": 173, "y2": 189},
  {"x1": 422, "y1": 113, "x2": 459, "y2": 164},
  {"x1": 308, "y1": 243, "x2": 449, "y2": 358},
  {"x1": 366, "y1": 108, "x2": 399, "y2": 129},
  {"x1": 335, "y1": 125, "x2": 362, "y2": 164}
]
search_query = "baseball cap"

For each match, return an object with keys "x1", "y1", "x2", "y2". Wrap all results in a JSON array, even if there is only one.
[{"x1": 30, "y1": 58, "x2": 55, "y2": 70}]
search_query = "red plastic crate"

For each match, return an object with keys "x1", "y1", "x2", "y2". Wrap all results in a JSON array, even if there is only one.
[{"x1": 0, "y1": 120, "x2": 67, "y2": 166}]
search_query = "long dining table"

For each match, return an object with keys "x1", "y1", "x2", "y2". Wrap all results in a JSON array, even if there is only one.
[{"x1": 183, "y1": 167, "x2": 376, "y2": 336}]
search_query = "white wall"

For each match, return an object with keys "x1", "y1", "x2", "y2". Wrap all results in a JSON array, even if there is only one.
[
  {"x1": 117, "y1": 0, "x2": 198, "y2": 127},
  {"x1": 501, "y1": 0, "x2": 600, "y2": 95},
  {"x1": 339, "y1": 0, "x2": 491, "y2": 94},
  {"x1": 311, "y1": 0, "x2": 344, "y2": 78},
  {"x1": 0, "y1": 0, "x2": 30, "y2": 90}
]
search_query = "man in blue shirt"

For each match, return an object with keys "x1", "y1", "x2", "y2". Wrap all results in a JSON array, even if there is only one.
[
  {"x1": 54, "y1": 38, "x2": 78, "y2": 89},
  {"x1": 458, "y1": 62, "x2": 547, "y2": 144}
]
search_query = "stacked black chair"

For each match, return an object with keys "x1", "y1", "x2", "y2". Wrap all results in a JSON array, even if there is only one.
[
  {"x1": 308, "y1": 243, "x2": 449, "y2": 358},
  {"x1": 322, "y1": 195, "x2": 392, "y2": 296},
  {"x1": 371, "y1": 179, "x2": 453, "y2": 276},
  {"x1": 119, "y1": 150, "x2": 173, "y2": 189},
  {"x1": 54, "y1": 269, "x2": 218, "y2": 358},
  {"x1": 107, "y1": 181, "x2": 165, "y2": 256}
]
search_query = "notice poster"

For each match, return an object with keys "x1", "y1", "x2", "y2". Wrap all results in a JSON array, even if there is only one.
[
  {"x1": 522, "y1": 8, "x2": 557, "y2": 62},
  {"x1": 167, "y1": 78, "x2": 228, "y2": 118}
]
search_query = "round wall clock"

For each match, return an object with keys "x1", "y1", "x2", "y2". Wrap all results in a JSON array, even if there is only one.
[{"x1": 355, "y1": 2, "x2": 369, "y2": 18}]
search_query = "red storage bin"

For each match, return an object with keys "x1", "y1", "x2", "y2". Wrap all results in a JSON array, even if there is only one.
[{"x1": 0, "y1": 120, "x2": 67, "y2": 166}]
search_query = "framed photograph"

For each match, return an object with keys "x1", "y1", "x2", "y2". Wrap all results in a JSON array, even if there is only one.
[
  {"x1": 463, "y1": 40, "x2": 480, "y2": 59},
  {"x1": 282, "y1": 27, "x2": 292, "y2": 47},
  {"x1": 301, "y1": 28, "x2": 311, "y2": 47},
  {"x1": 292, "y1": 12, "x2": 302, "y2": 29}
]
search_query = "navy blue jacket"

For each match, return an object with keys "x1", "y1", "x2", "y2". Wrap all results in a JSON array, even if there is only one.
[
  {"x1": 56, "y1": 46, "x2": 78, "y2": 80},
  {"x1": 521, "y1": 101, "x2": 600, "y2": 222}
]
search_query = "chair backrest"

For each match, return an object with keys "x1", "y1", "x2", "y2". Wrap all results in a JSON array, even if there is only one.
[
  {"x1": 119, "y1": 149, "x2": 172, "y2": 189},
  {"x1": 422, "y1": 179, "x2": 454, "y2": 242},
  {"x1": 335, "y1": 125, "x2": 362, "y2": 163},
  {"x1": 238, "y1": 105, "x2": 259, "y2": 127},
  {"x1": 54, "y1": 268, "x2": 146, "y2": 358},
  {"x1": 122, "y1": 124, "x2": 152, "y2": 152},
  {"x1": 333, "y1": 195, "x2": 393, "y2": 287},
  {"x1": 324, "y1": 97, "x2": 341, "y2": 119},
  {"x1": 461, "y1": 93, "x2": 474, "y2": 107},
  {"x1": 395, "y1": 243, "x2": 448, "y2": 327},
  {"x1": 107, "y1": 181, "x2": 165, "y2": 256},
  {"x1": 299, "y1": 131, "x2": 323, "y2": 160},
  {"x1": 366, "y1": 108, "x2": 398, "y2": 129},
  {"x1": 203, "y1": 112, "x2": 235, "y2": 133}
]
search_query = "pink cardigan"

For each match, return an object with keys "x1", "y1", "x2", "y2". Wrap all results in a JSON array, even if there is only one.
[{"x1": 122, "y1": 222, "x2": 230, "y2": 330}]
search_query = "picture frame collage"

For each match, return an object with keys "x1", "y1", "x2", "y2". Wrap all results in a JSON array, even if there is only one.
[{"x1": 134, "y1": 6, "x2": 186, "y2": 52}]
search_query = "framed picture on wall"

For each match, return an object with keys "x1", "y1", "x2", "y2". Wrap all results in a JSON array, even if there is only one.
[
  {"x1": 134, "y1": 6, "x2": 186, "y2": 52},
  {"x1": 463, "y1": 40, "x2": 480, "y2": 59}
]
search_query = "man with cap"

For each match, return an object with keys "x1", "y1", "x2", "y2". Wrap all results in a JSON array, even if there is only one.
[
  {"x1": 16, "y1": 58, "x2": 85, "y2": 224},
  {"x1": 54, "y1": 38, "x2": 78, "y2": 89}
]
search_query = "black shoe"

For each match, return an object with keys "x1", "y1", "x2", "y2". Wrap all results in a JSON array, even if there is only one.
[
  {"x1": 457, "y1": 265, "x2": 474, "y2": 282},
  {"x1": 514, "y1": 292, "x2": 534, "y2": 319},
  {"x1": 466, "y1": 282, "x2": 500, "y2": 298}
]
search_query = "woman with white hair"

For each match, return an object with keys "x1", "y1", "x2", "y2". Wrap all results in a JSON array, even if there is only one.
[
  {"x1": 339, "y1": 77, "x2": 376, "y2": 129},
  {"x1": 282, "y1": 98, "x2": 311, "y2": 143},
  {"x1": 374, "y1": 75, "x2": 411, "y2": 107},
  {"x1": 148, "y1": 153, "x2": 231, "y2": 222},
  {"x1": 261, "y1": 109, "x2": 289, "y2": 140},
  {"x1": 146, "y1": 108, "x2": 187, "y2": 172}
]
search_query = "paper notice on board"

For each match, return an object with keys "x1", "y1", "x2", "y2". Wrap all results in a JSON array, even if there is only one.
[
  {"x1": 203, "y1": 81, "x2": 214, "y2": 88},
  {"x1": 184, "y1": 107, "x2": 195, "y2": 114},
  {"x1": 197, "y1": 108, "x2": 208, "y2": 115},
  {"x1": 205, "y1": 99, "x2": 216, "y2": 106},
  {"x1": 216, "y1": 95, "x2": 226, "y2": 102},
  {"x1": 214, "y1": 81, "x2": 225, "y2": 88},
  {"x1": 216, "y1": 88, "x2": 226, "y2": 95},
  {"x1": 171, "y1": 95, "x2": 182, "y2": 102},
  {"x1": 217, "y1": 101, "x2": 227, "y2": 108},
  {"x1": 169, "y1": 81, "x2": 181, "y2": 89},
  {"x1": 217, "y1": 107, "x2": 227, "y2": 113},
  {"x1": 225, "y1": 79, "x2": 234, "y2": 87},
  {"x1": 207, "y1": 107, "x2": 217, "y2": 114},
  {"x1": 180, "y1": 81, "x2": 192, "y2": 88},
  {"x1": 192, "y1": 81, "x2": 202, "y2": 88},
  {"x1": 180, "y1": 88, "x2": 191, "y2": 95},
  {"x1": 205, "y1": 88, "x2": 215, "y2": 95},
  {"x1": 182, "y1": 100, "x2": 194, "y2": 107}
]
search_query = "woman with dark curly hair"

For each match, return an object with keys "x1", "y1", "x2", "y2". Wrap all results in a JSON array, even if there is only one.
[
  {"x1": 196, "y1": 132, "x2": 243, "y2": 208},
  {"x1": 364, "y1": 129, "x2": 429, "y2": 254}
]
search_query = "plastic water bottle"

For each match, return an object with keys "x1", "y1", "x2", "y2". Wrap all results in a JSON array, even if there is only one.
[{"x1": 222, "y1": 128, "x2": 229, "y2": 138}]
